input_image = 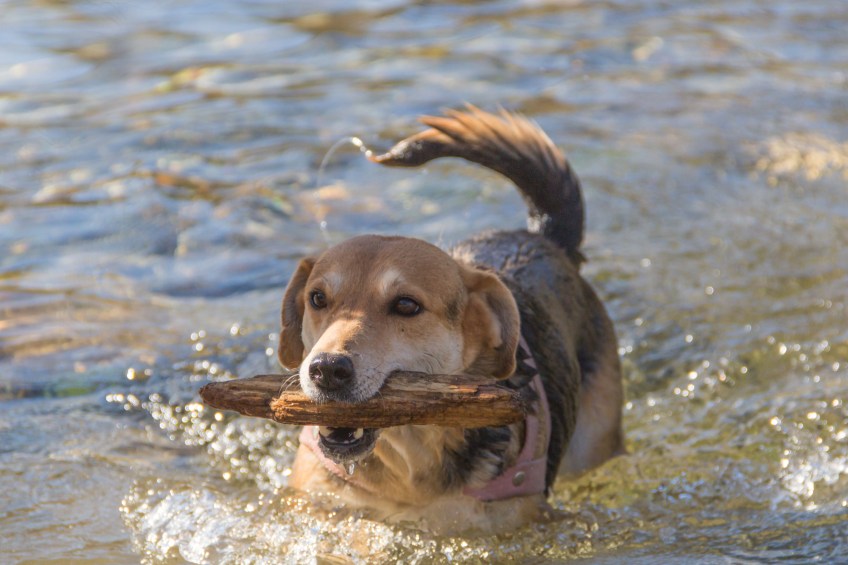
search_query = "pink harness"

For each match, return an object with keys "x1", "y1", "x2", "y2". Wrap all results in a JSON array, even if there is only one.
[{"x1": 299, "y1": 337, "x2": 551, "y2": 502}]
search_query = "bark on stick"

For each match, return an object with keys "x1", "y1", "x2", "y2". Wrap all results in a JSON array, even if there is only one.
[{"x1": 199, "y1": 373, "x2": 530, "y2": 428}]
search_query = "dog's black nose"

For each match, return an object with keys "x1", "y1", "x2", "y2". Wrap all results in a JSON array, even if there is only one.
[{"x1": 308, "y1": 353, "x2": 355, "y2": 390}]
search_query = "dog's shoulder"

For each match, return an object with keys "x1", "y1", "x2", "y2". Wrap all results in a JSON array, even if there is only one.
[{"x1": 450, "y1": 230, "x2": 594, "y2": 487}]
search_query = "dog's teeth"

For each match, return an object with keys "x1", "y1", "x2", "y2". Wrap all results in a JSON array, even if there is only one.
[
  {"x1": 347, "y1": 462, "x2": 356, "y2": 476},
  {"x1": 312, "y1": 426, "x2": 319, "y2": 439},
  {"x1": 318, "y1": 426, "x2": 332, "y2": 437},
  {"x1": 353, "y1": 428, "x2": 364, "y2": 440}
]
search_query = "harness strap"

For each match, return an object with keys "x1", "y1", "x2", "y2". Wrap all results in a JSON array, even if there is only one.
[{"x1": 462, "y1": 337, "x2": 550, "y2": 501}]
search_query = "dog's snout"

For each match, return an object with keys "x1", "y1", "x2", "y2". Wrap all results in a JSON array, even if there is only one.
[{"x1": 308, "y1": 353, "x2": 355, "y2": 390}]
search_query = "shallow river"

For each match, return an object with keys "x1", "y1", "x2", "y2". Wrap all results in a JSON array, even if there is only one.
[{"x1": 2, "y1": 1, "x2": 847, "y2": 563}]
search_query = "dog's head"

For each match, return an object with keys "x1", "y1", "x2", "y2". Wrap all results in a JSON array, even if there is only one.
[{"x1": 278, "y1": 235, "x2": 519, "y2": 462}]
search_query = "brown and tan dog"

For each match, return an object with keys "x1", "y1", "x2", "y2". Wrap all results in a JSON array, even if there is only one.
[{"x1": 278, "y1": 107, "x2": 623, "y2": 534}]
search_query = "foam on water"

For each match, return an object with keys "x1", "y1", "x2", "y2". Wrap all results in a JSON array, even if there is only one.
[{"x1": 103, "y1": 325, "x2": 848, "y2": 564}]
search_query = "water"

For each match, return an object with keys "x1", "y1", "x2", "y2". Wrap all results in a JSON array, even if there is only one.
[{"x1": 1, "y1": 0, "x2": 847, "y2": 562}]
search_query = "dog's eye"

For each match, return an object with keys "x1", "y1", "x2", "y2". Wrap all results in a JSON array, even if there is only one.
[
  {"x1": 392, "y1": 297, "x2": 421, "y2": 317},
  {"x1": 309, "y1": 290, "x2": 327, "y2": 310}
]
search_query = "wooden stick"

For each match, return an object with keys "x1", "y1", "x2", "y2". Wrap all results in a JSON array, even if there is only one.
[{"x1": 199, "y1": 373, "x2": 530, "y2": 428}]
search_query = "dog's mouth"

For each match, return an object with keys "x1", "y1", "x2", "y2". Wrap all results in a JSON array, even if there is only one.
[{"x1": 316, "y1": 426, "x2": 379, "y2": 463}]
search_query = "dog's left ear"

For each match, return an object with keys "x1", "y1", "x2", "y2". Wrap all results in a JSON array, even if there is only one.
[
  {"x1": 278, "y1": 257, "x2": 316, "y2": 369},
  {"x1": 460, "y1": 267, "x2": 520, "y2": 379}
]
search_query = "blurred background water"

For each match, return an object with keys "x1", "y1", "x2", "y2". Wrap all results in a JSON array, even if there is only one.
[{"x1": 1, "y1": 0, "x2": 847, "y2": 563}]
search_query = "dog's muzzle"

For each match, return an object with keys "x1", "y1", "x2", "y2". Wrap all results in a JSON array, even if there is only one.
[
  {"x1": 309, "y1": 353, "x2": 354, "y2": 389},
  {"x1": 306, "y1": 352, "x2": 361, "y2": 402},
  {"x1": 301, "y1": 353, "x2": 380, "y2": 461}
]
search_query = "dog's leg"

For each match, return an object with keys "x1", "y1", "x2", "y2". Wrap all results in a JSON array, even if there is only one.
[{"x1": 561, "y1": 343, "x2": 625, "y2": 476}]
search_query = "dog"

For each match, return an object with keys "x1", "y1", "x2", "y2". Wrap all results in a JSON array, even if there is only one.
[{"x1": 278, "y1": 107, "x2": 624, "y2": 534}]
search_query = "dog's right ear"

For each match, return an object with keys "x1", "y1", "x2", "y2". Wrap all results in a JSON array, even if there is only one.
[
  {"x1": 278, "y1": 257, "x2": 316, "y2": 369},
  {"x1": 460, "y1": 266, "x2": 521, "y2": 380}
]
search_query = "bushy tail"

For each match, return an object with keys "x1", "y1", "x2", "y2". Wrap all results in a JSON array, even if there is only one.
[{"x1": 370, "y1": 105, "x2": 585, "y2": 263}]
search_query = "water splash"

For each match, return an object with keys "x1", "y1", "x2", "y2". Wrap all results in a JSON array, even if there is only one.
[
  {"x1": 316, "y1": 136, "x2": 375, "y2": 189},
  {"x1": 313, "y1": 136, "x2": 376, "y2": 244}
]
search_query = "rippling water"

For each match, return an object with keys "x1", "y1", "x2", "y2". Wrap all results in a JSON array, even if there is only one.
[{"x1": 2, "y1": 1, "x2": 847, "y2": 563}]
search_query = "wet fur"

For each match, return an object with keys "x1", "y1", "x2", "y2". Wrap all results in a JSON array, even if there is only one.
[{"x1": 280, "y1": 107, "x2": 624, "y2": 533}]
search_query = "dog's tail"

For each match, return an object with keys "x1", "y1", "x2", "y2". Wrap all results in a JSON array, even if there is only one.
[{"x1": 370, "y1": 105, "x2": 585, "y2": 263}]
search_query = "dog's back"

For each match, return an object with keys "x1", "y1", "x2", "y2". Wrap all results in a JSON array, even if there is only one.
[{"x1": 374, "y1": 107, "x2": 624, "y2": 483}]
